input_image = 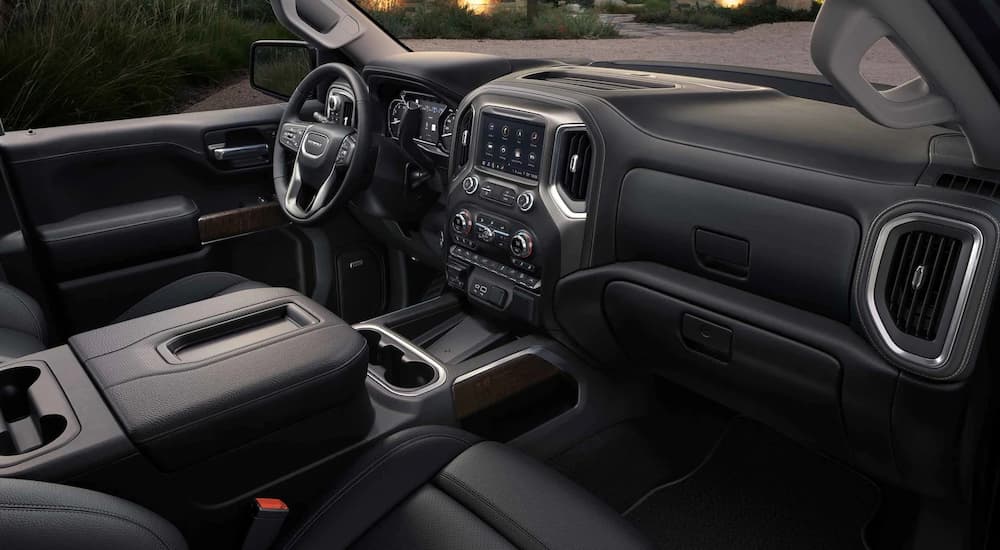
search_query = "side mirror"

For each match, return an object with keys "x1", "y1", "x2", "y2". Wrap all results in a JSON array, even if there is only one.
[{"x1": 250, "y1": 40, "x2": 317, "y2": 101}]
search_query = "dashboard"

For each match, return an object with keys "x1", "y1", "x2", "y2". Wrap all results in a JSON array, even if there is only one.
[{"x1": 359, "y1": 53, "x2": 1000, "y2": 505}]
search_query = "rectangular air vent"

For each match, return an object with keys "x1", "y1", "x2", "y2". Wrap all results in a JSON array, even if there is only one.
[
  {"x1": 455, "y1": 109, "x2": 473, "y2": 169},
  {"x1": 935, "y1": 173, "x2": 1000, "y2": 198},
  {"x1": 524, "y1": 70, "x2": 676, "y2": 90},
  {"x1": 883, "y1": 230, "x2": 962, "y2": 340},
  {"x1": 554, "y1": 128, "x2": 593, "y2": 202}
]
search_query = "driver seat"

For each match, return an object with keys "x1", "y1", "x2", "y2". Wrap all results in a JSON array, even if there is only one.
[{"x1": 0, "y1": 271, "x2": 267, "y2": 362}]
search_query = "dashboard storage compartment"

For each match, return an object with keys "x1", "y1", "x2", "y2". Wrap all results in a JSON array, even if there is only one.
[
  {"x1": 69, "y1": 287, "x2": 371, "y2": 471},
  {"x1": 603, "y1": 281, "x2": 845, "y2": 451},
  {"x1": 616, "y1": 170, "x2": 860, "y2": 322},
  {"x1": 0, "y1": 361, "x2": 80, "y2": 464}
]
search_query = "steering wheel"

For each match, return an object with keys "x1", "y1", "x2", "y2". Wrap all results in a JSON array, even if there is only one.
[{"x1": 274, "y1": 63, "x2": 374, "y2": 224}]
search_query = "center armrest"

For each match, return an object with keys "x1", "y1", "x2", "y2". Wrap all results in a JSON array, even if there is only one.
[{"x1": 68, "y1": 287, "x2": 369, "y2": 471}]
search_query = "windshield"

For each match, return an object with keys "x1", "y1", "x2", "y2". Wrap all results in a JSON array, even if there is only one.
[{"x1": 357, "y1": 0, "x2": 916, "y2": 86}]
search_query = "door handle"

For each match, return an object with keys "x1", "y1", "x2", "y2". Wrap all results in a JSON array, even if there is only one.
[{"x1": 211, "y1": 143, "x2": 269, "y2": 161}]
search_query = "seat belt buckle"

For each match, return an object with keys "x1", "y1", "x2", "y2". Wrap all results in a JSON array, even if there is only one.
[{"x1": 241, "y1": 497, "x2": 289, "y2": 550}]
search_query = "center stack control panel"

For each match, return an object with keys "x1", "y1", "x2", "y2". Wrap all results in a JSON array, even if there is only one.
[
  {"x1": 446, "y1": 173, "x2": 544, "y2": 322},
  {"x1": 445, "y1": 108, "x2": 562, "y2": 325}
]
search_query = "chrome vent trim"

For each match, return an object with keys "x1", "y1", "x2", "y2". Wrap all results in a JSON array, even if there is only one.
[
  {"x1": 548, "y1": 124, "x2": 592, "y2": 219},
  {"x1": 865, "y1": 213, "x2": 983, "y2": 369}
]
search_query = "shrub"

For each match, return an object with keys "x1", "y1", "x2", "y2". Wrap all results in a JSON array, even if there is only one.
[
  {"x1": 635, "y1": 0, "x2": 819, "y2": 28},
  {"x1": 365, "y1": 2, "x2": 618, "y2": 40},
  {"x1": 0, "y1": 0, "x2": 290, "y2": 130}
]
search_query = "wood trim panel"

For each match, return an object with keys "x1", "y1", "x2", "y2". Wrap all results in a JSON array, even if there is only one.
[
  {"x1": 198, "y1": 202, "x2": 287, "y2": 243},
  {"x1": 453, "y1": 354, "x2": 561, "y2": 419}
]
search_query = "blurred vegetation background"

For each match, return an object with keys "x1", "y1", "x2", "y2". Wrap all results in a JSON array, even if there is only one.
[
  {"x1": 363, "y1": 0, "x2": 618, "y2": 39},
  {"x1": 0, "y1": 0, "x2": 290, "y2": 130}
]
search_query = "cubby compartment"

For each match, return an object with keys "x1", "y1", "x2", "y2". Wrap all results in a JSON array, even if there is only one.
[
  {"x1": 0, "y1": 362, "x2": 79, "y2": 461},
  {"x1": 160, "y1": 303, "x2": 318, "y2": 363},
  {"x1": 360, "y1": 328, "x2": 443, "y2": 393}
]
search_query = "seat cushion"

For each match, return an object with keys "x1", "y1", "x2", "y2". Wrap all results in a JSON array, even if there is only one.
[
  {"x1": 115, "y1": 271, "x2": 269, "y2": 322},
  {"x1": 282, "y1": 426, "x2": 653, "y2": 550},
  {"x1": 0, "y1": 283, "x2": 46, "y2": 362},
  {"x1": 0, "y1": 477, "x2": 187, "y2": 550}
]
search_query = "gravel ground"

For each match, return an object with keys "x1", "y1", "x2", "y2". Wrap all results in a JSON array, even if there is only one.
[{"x1": 185, "y1": 22, "x2": 916, "y2": 112}]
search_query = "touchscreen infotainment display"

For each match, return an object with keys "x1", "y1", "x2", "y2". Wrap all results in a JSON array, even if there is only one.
[{"x1": 477, "y1": 114, "x2": 544, "y2": 181}]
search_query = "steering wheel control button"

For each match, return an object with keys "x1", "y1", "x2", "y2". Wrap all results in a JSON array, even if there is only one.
[
  {"x1": 516, "y1": 191, "x2": 535, "y2": 212},
  {"x1": 462, "y1": 176, "x2": 479, "y2": 195},
  {"x1": 452, "y1": 210, "x2": 474, "y2": 235},
  {"x1": 280, "y1": 125, "x2": 306, "y2": 149},
  {"x1": 303, "y1": 133, "x2": 329, "y2": 156},
  {"x1": 510, "y1": 230, "x2": 534, "y2": 259}
]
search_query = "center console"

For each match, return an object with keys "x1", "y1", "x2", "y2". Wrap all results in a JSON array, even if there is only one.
[{"x1": 444, "y1": 100, "x2": 592, "y2": 326}]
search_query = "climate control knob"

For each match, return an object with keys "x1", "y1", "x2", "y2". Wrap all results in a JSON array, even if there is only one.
[
  {"x1": 452, "y1": 210, "x2": 473, "y2": 235},
  {"x1": 516, "y1": 191, "x2": 535, "y2": 212},
  {"x1": 462, "y1": 176, "x2": 479, "y2": 195},
  {"x1": 510, "y1": 230, "x2": 534, "y2": 259}
]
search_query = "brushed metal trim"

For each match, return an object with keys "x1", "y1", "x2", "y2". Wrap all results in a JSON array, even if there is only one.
[
  {"x1": 865, "y1": 212, "x2": 983, "y2": 369},
  {"x1": 353, "y1": 323, "x2": 448, "y2": 397}
]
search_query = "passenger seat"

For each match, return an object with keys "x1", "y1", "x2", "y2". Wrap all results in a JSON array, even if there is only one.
[
  {"x1": 0, "y1": 272, "x2": 268, "y2": 363},
  {"x1": 0, "y1": 426, "x2": 653, "y2": 549}
]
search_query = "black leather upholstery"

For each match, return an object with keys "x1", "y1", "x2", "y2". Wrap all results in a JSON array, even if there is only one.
[
  {"x1": 0, "y1": 282, "x2": 47, "y2": 362},
  {"x1": 115, "y1": 271, "x2": 269, "y2": 322},
  {"x1": 282, "y1": 426, "x2": 653, "y2": 550},
  {"x1": 36, "y1": 196, "x2": 201, "y2": 279},
  {"x1": 0, "y1": 477, "x2": 187, "y2": 550},
  {"x1": 0, "y1": 272, "x2": 268, "y2": 363},
  {"x1": 0, "y1": 426, "x2": 651, "y2": 549},
  {"x1": 70, "y1": 287, "x2": 370, "y2": 471}
]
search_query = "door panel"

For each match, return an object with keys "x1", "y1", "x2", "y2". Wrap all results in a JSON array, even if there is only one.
[{"x1": 0, "y1": 103, "x2": 387, "y2": 333}]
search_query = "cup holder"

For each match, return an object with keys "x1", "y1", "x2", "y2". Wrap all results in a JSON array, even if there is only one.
[
  {"x1": 359, "y1": 328, "x2": 439, "y2": 391},
  {"x1": 0, "y1": 364, "x2": 73, "y2": 457}
]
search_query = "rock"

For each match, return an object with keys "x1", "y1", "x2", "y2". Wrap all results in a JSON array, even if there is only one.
[
  {"x1": 564, "y1": 3, "x2": 583, "y2": 12},
  {"x1": 594, "y1": 0, "x2": 626, "y2": 6}
]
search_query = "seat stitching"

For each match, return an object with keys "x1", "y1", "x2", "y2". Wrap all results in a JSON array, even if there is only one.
[
  {"x1": 284, "y1": 432, "x2": 476, "y2": 549},
  {"x1": 0, "y1": 285, "x2": 44, "y2": 340},
  {"x1": 437, "y1": 470, "x2": 551, "y2": 550},
  {"x1": 0, "y1": 504, "x2": 174, "y2": 550}
]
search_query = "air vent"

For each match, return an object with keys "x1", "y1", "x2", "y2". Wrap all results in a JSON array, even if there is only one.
[
  {"x1": 524, "y1": 70, "x2": 676, "y2": 90},
  {"x1": 935, "y1": 173, "x2": 1000, "y2": 198},
  {"x1": 455, "y1": 109, "x2": 473, "y2": 169},
  {"x1": 883, "y1": 230, "x2": 962, "y2": 340},
  {"x1": 554, "y1": 128, "x2": 593, "y2": 202}
]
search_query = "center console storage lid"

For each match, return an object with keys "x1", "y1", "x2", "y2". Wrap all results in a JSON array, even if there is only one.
[{"x1": 68, "y1": 287, "x2": 368, "y2": 470}]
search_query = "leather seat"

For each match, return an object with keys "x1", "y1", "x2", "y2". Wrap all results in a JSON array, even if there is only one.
[
  {"x1": 0, "y1": 272, "x2": 267, "y2": 362},
  {"x1": 0, "y1": 426, "x2": 653, "y2": 550}
]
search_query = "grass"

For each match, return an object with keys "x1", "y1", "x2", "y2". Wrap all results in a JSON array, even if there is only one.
[
  {"x1": 628, "y1": 0, "x2": 820, "y2": 28},
  {"x1": 363, "y1": 1, "x2": 619, "y2": 39},
  {"x1": 0, "y1": 0, "x2": 291, "y2": 130}
]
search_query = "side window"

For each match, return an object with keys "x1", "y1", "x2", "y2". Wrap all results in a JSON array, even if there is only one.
[{"x1": 0, "y1": 0, "x2": 292, "y2": 131}]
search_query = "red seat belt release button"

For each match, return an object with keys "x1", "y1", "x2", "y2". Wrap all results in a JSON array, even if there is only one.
[{"x1": 242, "y1": 498, "x2": 289, "y2": 550}]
